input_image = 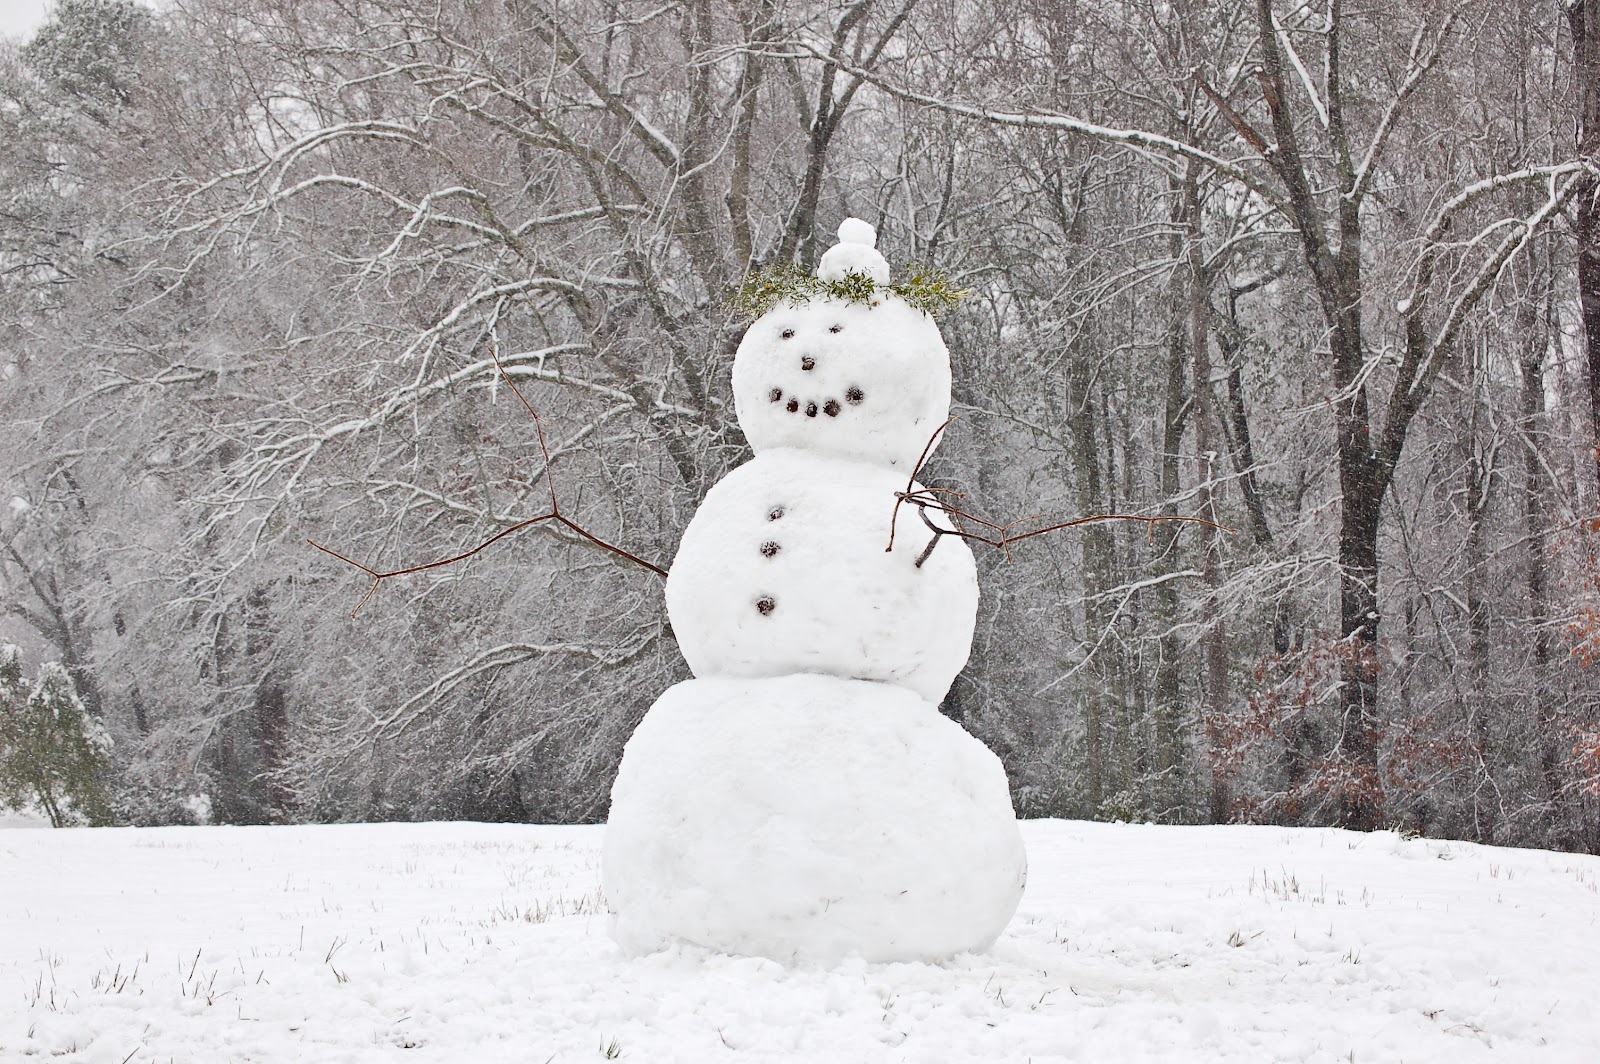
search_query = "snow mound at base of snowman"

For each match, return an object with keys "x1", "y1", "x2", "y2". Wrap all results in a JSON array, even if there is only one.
[{"x1": 603, "y1": 674, "x2": 1027, "y2": 964}]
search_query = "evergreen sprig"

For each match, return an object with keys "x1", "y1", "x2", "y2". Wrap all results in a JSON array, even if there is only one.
[{"x1": 731, "y1": 261, "x2": 970, "y2": 319}]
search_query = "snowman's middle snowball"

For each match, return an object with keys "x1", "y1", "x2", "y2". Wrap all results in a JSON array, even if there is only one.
[{"x1": 666, "y1": 448, "x2": 978, "y2": 704}]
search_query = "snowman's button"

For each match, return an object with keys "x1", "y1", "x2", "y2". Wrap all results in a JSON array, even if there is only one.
[
  {"x1": 804, "y1": 402, "x2": 818, "y2": 417},
  {"x1": 769, "y1": 387, "x2": 783, "y2": 403},
  {"x1": 760, "y1": 541, "x2": 780, "y2": 557},
  {"x1": 801, "y1": 356, "x2": 815, "y2": 371},
  {"x1": 823, "y1": 399, "x2": 840, "y2": 417},
  {"x1": 786, "y1": 398, "x2": 799, "y2": 413},
  {"x1": 767, "y1": 506, "x2": 784, "y2": 521},
  {"x1": 846, "y1": 387, "x2": 864, "y2": 404},
  {"x1": 829, "y1": 324, "x2": 843, "y2": 334},
  {"x1": 781, "y1": 328, "x2": 795, "y2": 339},
  {"x1": 755, "y1": 596, "x2": 776, "y2": 615}
]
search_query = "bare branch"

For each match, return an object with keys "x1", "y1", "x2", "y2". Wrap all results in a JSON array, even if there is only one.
[
  {"x1": 886, "y1": 419, "x2": 1234, "y2": 567},
  {"x1": 309, "y1": 351, "x2": 667, "y2": 616}
]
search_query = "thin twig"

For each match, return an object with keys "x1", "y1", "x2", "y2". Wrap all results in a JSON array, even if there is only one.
[
  {"x1": 886, "y1": 420, "x2": 1234, "y2": 564},
  {"x1": 887, "y1": 415, "x2": 958, "y2": 552},
  {"x1": 490, "y1": 340, "x2": 560, "y2": 516},
  {"x1": 913, "y1": 505, "x2": 946, "y2": 568},
  {"x1": 310, "y1": 347, "x2": 666, "y2": 617}
]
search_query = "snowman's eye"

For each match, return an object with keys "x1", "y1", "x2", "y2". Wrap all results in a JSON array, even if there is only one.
[
  {"x1": 780, "y1": 328, "x2": 795, "y2": 339},
  {"x1": 828, "y1": 324, "x2": 842, "y2": 334},
  {"x1": 846, "y1": 387, "x2": 864, "y2": 404}
]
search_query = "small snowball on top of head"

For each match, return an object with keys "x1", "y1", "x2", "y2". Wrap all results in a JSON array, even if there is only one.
[
  {"x1": 837, "y1": 218, "x2": 877, "y2": 246},
  {"x1": 729, "y1": 216, "x2": 968, "y2": 321},
  {"x1": 817, "y1": 218, "x2": 891, "y2": 286}
]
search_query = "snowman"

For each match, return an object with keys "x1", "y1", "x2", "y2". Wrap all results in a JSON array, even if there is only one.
[{"x1": 602, "y1": 220, "x2": 1026, "y2": 964}]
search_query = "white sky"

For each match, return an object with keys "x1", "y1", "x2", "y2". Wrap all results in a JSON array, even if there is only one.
[{"x1": 0, "y1": 0, "x2": 49, "y2": 43}]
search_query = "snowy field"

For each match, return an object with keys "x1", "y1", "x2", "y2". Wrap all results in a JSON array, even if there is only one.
[{"x1": 3, "y1": 819, "x2": 1598, "y2": 1063}]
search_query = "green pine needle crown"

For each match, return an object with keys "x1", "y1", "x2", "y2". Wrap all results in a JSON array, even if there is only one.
[{"x1": 731, "y1": 260, "x2": 970, "y2": 320}]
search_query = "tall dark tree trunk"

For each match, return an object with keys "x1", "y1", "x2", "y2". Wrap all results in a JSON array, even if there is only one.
[
  {"x1": 1216, "y1": 287, "x2": 1275, "y2": 552},
  {"x1": 1065, "y1": 341, "x2": 1113, "y2": 814},
  {"x1": 1334, "y1": 463, "x2": 1385, "y2": 829},
  {"x1": 1523, "y1": 266, "x2": 1571, "y2": 845},
  {"x1": 1250, "y1": 0, "x2": 1386, "y2": 829},
  {"x1": 1569, "y1": 0, "x2": 1600, "y2": 496},
  {"x1": 1148, "y1": 178, "x2": 1193, "y2": 813}
]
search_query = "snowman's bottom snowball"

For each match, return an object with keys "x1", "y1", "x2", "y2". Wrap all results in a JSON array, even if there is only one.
[{"x1": 602, "y1": 674, "x2": 1026, "y2": 964}]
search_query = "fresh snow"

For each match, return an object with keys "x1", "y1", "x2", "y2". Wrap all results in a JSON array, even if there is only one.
[
  {"x1": 816, "y1": 220, "x2": 891, "y2": 285},
  {"x1": 4, "y1": 819, "x2": 1598, "y2": 1062}
]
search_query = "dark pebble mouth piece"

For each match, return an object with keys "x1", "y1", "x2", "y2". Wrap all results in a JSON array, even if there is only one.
[{"x1": 773, "y1": 389, "x2": 860, "y2": 419}]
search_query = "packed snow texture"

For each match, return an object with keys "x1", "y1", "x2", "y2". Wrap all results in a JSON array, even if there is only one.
[
  {"x1": 731, "y1": 294, "x2": 951, "y2": 471},
  {"x1": 4, "y1": 820, "x2": 1598, "y2": 1062},
  {"x1": 603, "y1": 674, "x2": 1026, "y2": 963},
  {"x1": 664, "y1": 449, "x2": 978, "y2": 703},
  {"x1": 816, "y1": 219, "x2": 891, "y2": 285}
]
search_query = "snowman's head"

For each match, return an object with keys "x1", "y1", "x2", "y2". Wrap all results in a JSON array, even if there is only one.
[{"x1": 731, "y1": 220, "x2": 953, "y2": 470}]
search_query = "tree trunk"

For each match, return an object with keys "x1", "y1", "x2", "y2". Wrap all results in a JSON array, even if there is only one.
[
  {"x1": 1065, "y1": 339, "x2": 1113, "y2": 814},
  {"x1": 1216, "y1": 291, "x2": 1274, "y2": 550},
  {"x1": 1335, "y1": 469, "x2": 1385, "y2": 830},
  {"x1": 1252, "y1": 0, "x2": 1386, "y2": 829},
  {"x1": 1152, "y1": 296, "x2": 1189, "y2": 792},
  {"x1": 1523, "y1": 265, "x2": 1570, "y2": 845},
  {"x1": 1463, "y1": 342, "x2": 1496, "y2": 843},
  {"x1": 1185, "y1": 171, "x2": 1231, "y2": 823},
  {"x1": 1568, "y1": 0, "x2": 1600, "y2": 496},
  {"x1": 245, "y1": 587, "x2": 290, "y2": 816}
]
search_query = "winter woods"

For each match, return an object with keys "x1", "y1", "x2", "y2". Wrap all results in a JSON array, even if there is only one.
[{"x1": 1, "y1": 0, "x2": 1597, "y2": 850}]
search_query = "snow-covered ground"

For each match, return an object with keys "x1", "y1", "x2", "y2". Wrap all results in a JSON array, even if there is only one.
[{"x1": 3, "y1": 819, "x2": 1597, "y2": 1062}]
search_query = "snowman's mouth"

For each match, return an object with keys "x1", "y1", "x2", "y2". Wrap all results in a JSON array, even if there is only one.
[{"x1": 768, "y1": 388, "x2": 862, "y2": 418}]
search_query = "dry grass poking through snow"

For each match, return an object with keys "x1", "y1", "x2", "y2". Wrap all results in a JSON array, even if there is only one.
[{"x1": 2, "y1": 820, "x2": 1597, "y2": 1062}]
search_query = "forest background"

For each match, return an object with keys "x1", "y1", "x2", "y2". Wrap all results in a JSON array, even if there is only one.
[{"x1": 4, "y1": 0, "x2": 1600, "y2": 852}]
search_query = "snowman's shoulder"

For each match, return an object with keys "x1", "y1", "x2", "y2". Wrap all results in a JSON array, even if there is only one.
[{"x1": 713, "y1": 449, "x2": 911, "y2": 495}]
